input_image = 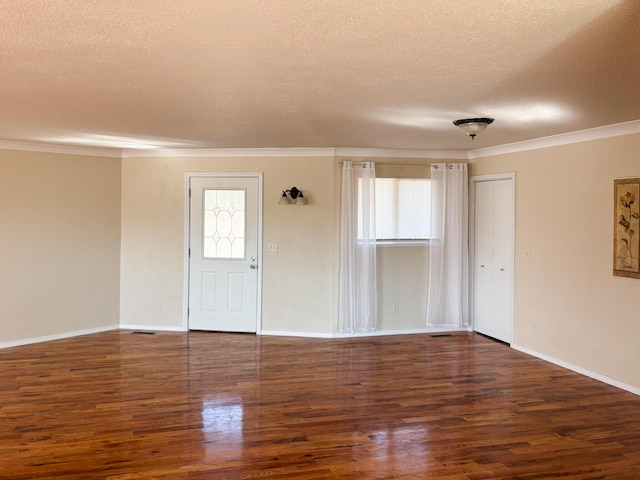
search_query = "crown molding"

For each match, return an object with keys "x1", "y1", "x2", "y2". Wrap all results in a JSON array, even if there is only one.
[
  {"x1": 334, "y1": 147, "x2": 468, "y2": 160},
  {"x1": 121, "y1": 147, "x2": 338, "y2": 158},
  {"x1": 0, "y1": 139, "x2": 121, "y2": 158},
  {"x1": 468, "y1": 119, "x2": 640, "y2": 159},
  {"x1": 122, "y1": 146, "x2": 468, "y2": 160}
]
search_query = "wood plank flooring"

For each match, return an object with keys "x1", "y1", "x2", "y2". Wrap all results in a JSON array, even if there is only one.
[{"x1": 1, "y1": 330, "x2": 640, "y2": 479}]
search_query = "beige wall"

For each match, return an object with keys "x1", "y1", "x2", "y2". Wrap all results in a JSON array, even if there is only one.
[
  {"x1": 120, "y1": 155, "x2": 338, "y2": 334},
  {"x1": 121, "y1": 154, "x2": 451, "y2": 335},
  {"x1": 377, "y1": 245, "x2": 429, "y2": 330},
  {"x1": 469, "y1": 133, "x2": 640, "y2": 388},
  {"x1": 0, "y1": 149, "x2": 121, "y2": 344}
]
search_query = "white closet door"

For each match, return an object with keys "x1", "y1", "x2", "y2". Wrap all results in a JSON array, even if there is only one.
[
  {"x1": 473, "y1": 181, "x2": 495, "y2": 337},
  {"x1": 491, "y1": 179, "x2": 514, "y2": 342},
  {"x1": 473, "y1": 177, "x2": 514, "y2": 343}
]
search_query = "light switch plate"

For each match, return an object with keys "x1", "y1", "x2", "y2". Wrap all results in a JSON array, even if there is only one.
[{"x1": 267, "y1": 243, "x2": 278, "y2": 253}]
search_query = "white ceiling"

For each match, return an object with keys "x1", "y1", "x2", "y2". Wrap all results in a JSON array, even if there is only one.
[{"x1": 1, "y1": 0, "x2": 638, "y2": 152}]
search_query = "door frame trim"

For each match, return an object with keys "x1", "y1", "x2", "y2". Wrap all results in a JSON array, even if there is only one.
[
  {"x1": 469, "y1": 172, "x2": 516, "y2": 342},
  {"x1": 183, "y1": 172, "x2": 264, "y2": 332}
]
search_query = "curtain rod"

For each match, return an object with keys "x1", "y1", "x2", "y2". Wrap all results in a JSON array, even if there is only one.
[{"x1": 338, "y1": 162, "x2": 430, "y2": 168}]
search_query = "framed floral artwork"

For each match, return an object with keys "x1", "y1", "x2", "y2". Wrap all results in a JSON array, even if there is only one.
[{"x1": 614, "y1": 178, "x2": 640, "y2": 278}]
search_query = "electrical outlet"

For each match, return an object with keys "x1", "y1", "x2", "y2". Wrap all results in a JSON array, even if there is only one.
[
  {"x1": 392, "y1": 304, "x2": 399, "y2": 315},
  {"x1": 533, "y1": 322, "x2": 539, "y2": 334}
]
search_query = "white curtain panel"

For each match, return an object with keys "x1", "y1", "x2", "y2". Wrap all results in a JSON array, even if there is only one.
[
  {"x1": 426, "y1": 163, "x2": 469, "y2": 328},
  {"x1": 338, "y1": 161, "x2": 377, "y2": 333}
]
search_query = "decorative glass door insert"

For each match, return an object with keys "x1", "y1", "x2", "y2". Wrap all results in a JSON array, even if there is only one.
[{"x1": 203, "y1": 189, "x2": 246, "y2": 259}]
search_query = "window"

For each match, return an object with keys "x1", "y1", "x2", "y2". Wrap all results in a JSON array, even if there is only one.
[
  {"x1": 203, "y1": 189, "x2": 246, "y2": 258},
  {"x1": 358, "y1": 178, "x2": 431, "y2": 243}
]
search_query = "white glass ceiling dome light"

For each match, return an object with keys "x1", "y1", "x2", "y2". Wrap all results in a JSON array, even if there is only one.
[{"x1": 453, "y1": 117, "x2": 494, "y2": 140}]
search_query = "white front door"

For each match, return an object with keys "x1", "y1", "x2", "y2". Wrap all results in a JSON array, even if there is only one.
[{"x1": 188, "y1": 176, "x2": 260, "y2": 332}]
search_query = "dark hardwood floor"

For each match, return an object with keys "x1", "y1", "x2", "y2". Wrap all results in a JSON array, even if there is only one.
[{"x1": 0, "y1": 330, "x2": 639, "y2": 479}]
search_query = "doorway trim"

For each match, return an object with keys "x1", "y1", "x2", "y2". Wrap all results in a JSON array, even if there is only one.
[
  {"x1": 182, "y1": 172, "x2": 264, "y2": 332},
  {"x1": 469, "y1": 172, "x2": 516, "y2": 340}
]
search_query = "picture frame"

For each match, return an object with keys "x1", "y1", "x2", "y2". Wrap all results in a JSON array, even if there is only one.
[{"x1": 613, "y1": 177, "x2": 640, "y2": 279}]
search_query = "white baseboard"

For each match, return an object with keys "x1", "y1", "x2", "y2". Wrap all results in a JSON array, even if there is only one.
[
  {"x1": 511, "y1": 344, "x2": 640, "y2": 396},
  {"x1": 259, "y1": 330, "x2": 335, "y2": 338},
  {"x1": 332, "y1": 327, "x2": 469, "y2": 338},
  {"x1": 119, "y1": 324, "x2": 186, "y2": 332},
  {"x1": 259, "y1": 327, "x2": 469, "y2": 339},
  {"x1": 0, "y1": 324, "x2": 119, "y2": 350}
]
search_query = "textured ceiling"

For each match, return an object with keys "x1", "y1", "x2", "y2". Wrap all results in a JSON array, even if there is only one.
[{"x1": 1, "y1": 0, "x2": 638, "y2": 151}]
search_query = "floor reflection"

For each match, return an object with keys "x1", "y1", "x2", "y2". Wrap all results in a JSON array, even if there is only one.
[{"x1": 201, "y1": 398, "x2": 244, "y2": 458}]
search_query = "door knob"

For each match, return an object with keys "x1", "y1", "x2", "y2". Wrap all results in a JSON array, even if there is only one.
[{"x1": 250, "y1": 264, "x2": 257, "y2": 270}]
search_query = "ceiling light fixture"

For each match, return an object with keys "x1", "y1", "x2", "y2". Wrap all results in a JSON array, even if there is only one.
[{"x1": 453, "y1": 118, "x2": 494, "y2": 140}]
